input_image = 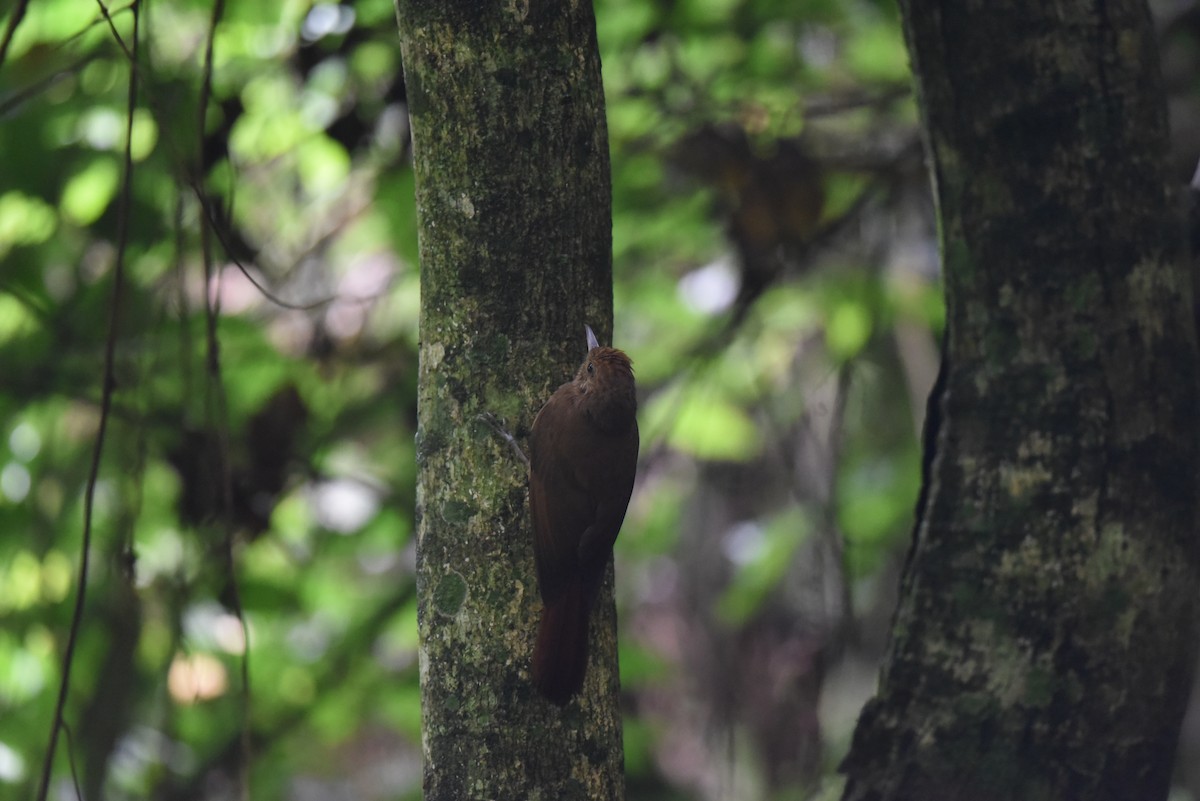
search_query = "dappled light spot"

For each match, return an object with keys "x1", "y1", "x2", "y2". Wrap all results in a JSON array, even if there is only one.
[{"x1": 168, "y1": 653, "x2": 228, "y2": 704}]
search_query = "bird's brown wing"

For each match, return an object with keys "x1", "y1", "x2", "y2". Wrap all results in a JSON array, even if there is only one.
[
  {"x1": 528, "y1": 391, "x2": 593, "y2": 603},
  {"x1": 576, "y1": 418, "x2": 639, "y2": 579}
]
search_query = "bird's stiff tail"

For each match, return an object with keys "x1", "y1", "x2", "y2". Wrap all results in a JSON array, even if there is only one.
[{"x1": 532, "y1": 582, "x2": 590, "y2": 705}]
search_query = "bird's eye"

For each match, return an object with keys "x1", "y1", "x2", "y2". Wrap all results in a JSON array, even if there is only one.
[{"x1": 587, "y1": 362, "x2": 595, "y2": 375}]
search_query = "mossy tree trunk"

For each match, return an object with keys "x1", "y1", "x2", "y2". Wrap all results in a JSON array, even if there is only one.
[
  {"x1": 841, "y1": 2, "x2": 1200, "y2": 799},
  {"x1": 394, "y1": 4, "x2": 622, "y2": 800}
]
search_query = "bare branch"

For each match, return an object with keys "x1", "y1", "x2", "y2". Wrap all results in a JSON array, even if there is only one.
[
  {"x1": 36, "y1": 3, "x2": 140, "y2": 799},
  {"x1": 0, "y1": 0, "x2": 31, "y2": 71}
]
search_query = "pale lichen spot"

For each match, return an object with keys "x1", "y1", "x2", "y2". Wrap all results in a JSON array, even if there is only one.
[
  {"x1": 1042, "y1": 368, "x2": 1070, "y2": 397},
  {"x1": 998, "y1": 534, "x2": 1047, "y2": 582},
  {"x1": 1070, "y1": 492, "x2": 1098, "y2": 527},
  {"x1": 1084, "y1": 522, "x2": 1127, "y2": 582},
  {"x1": 1112, "y1": 605, "x2": 1137, "y2": 646},
  {"x1": 1125, "y1": 258, "x2": 1178, "y2": 342},
  {"x1": 947, "y1": 622, "x2": 993, "y2": 682},
  {"x1": 506, "y1": 0, "x2": 531, "y2": 21},
  {"x1": 426, "y1": 341, "x2": 446, "y2": 370},
  {"x1": 1016, "y1": 432, "x2": 1053, "y2": 460},
  {"x1": 1000, "y1": 461, "x2": 1051, "y2": 499},
  {"x1": 983, "y1": 636, "x2": 1034, "y2": 707},
  {"x1": 998, "y1": 282, "x2": 1015, "y2": 309},
  {"x1": 1117, "y1": 30, "x2": 1142, "y2": 64},
  {"x1": 453, "y1": 193, "x2": 477, "y2": 219}
]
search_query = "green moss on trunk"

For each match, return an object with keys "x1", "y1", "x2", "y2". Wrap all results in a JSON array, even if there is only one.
[
  {"x1": 842, "y1": 2, "x2": 1200, "y2": 799},
  {"x1": 395, "y1": 3, "x2": 623, "y2": 799}
]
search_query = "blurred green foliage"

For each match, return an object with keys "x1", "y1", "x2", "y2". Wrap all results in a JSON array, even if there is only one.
[{"x1": 0, "y1": 0, "x2": 937, "y2": 798}]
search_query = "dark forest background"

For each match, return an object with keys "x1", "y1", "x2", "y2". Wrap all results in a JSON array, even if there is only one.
[{"x1": 4, "y1": 0, "x2": 1200, "y2": 798}]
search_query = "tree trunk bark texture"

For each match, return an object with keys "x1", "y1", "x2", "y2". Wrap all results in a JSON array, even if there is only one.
[
  {"x1": 842, "y1": 2, "x2": 1200, "y2": 799},
  {"x1": 394, "y1": 4, "x2": 622, "y2": 800}
]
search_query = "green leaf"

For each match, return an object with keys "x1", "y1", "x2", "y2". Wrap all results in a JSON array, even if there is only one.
[
  {"x1": 838, "y1": 449, "x2": 920, "y2": 576},
  {"x1": 597, "y1": 0, "x2": 659, "y2": 47},
  {"x1": 297, "y1": 136, "x2": 350, "y2": 196},
  {"x1": 643, "y1": 383, "x2": 762, "y2": 461},
  {"x1": 674, "y1": 0, "x2": 743, "y2": 26},
  {"x1": 128, "y1": 109, "x2": 159, "y2": 162},
  {"x1": 0, "y1": 295, "x2": 38, "y2": 343},
  {"x1": 825, "y1": 299, "x2": 872, "y2": 360},
  {"x1": 0, "y1": 193, "x2": 57, "y2": 255},
  {"x1": 622, "y1": 717, "x2": 658, "y2": 777},
  {"x1": 60, "y1": 157, "x2": 119, "y2": 225},
  {"x1": 846, "y1": 22, "x2": 909, "y2": 82}
]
